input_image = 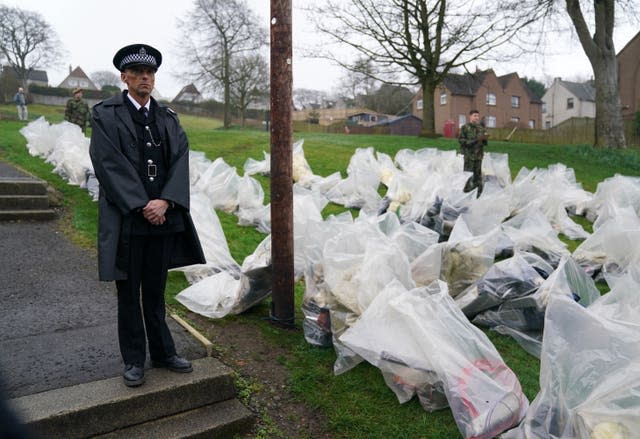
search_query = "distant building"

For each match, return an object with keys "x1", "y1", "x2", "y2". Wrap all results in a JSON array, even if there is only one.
[
  {"x1": 541, "y1": 78, "x2": 596, "y2": 128},
  {"x1": 413, "y1": 69, "x2": 542, "y2": 136},
  {"x1": 172, "y1": 84, "x2": 203, "y2": 103},
  {"x1": 58, "y1": 66, "x2": 98, "y2": 91},
  {"x1": 2, "y1": 65, "x2": 49, "y2": 87},
  {"x1": 372, "y1": 114, "x2": 423, "y2": 136},
  {"x1": 347, "y1": 111, "x2": 391, "y2": 127},
  {"x1": 617, "y1": 31, "x2": 640, "y2": 120}
]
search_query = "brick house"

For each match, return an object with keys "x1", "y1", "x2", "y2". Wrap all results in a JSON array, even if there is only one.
[
  {"x1": 58, "y1": 66, "x2": 99, "y2": 91},
  {"x1": 541, "y1": 78, "x2": 595, "y2": 128},
  {"x1": 617, "y1": 31, "x2": 640, "y2": 120},
  {"x1": 412, "y1": 69, "x2": 542, "y2": 136}
]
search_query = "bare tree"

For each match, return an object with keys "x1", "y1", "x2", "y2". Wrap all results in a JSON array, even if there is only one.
[
  {"x1": 292, "y1": 88, "x2": 328, "y2": 110},
  {"x1": 229, "y1": 53, "x2": 269, "y2": 127},
  {"x1": 90, "y1": 70, "x2": 121, "y2": 89},
  {"x1": 309, "y1": 0, "x2": 546, "y2": 136},
  {"x1": 0, "y1": 6, "x2": 63, "y2": 90},
  {"x1": 337, "y1": 57, "x2": 378, "y2": 108},
  {"x1": 177, "y1": 0, "x2": 267, "y2": 128},
  {"x1": 534, "y1": 0, "x2": 633, "y2": 148}
]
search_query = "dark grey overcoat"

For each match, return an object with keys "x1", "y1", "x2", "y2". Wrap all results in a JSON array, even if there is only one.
[{"x1": 89, "y1": 92, "x2": 205, "y2": 281}]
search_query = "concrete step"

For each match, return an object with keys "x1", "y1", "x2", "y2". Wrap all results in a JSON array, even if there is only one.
[
  {"x1": 9, "y1": 357, "x2": 253, "y2": 439},
  {"x1": 0, "y1": 179, "x2": 48, "y2": 196},
  {"x1": 0, "y1": 194, "x2": 50, "y2": 210},
  {"x1": 0, "y1": 209, "x2": 57, "y2": 221},
  {"x1": 94, "y1": 399, "x2": 254, "y2": 439}
]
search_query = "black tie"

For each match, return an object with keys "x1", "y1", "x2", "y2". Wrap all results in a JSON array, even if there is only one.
[{"x1": 139, "y1": 106, "x2": 148, "y2": 119}]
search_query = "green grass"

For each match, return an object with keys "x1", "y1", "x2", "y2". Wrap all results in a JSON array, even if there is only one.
[{"x1": 2, "y1": 103, "x2": 640, "y2": 438}]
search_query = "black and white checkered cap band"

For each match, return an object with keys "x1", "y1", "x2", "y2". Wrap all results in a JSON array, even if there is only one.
[{"x1": 119, "y1": 49, "x2": 157, "y2": 70}]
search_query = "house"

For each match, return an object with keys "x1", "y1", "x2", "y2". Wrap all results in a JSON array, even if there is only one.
[
  {"x1": 617, "y1": 31, "x2": 640, "y2": 120},
  {"x1": 58, "y1": 66, "x2": 99, "y2": 91},
  {"x1": 2, "y1": 65, "x2": 49, "y2": 87},
  {"x1": 173, "y1": 84, "x2": 203, "y2": 103},
  {"x1": 541, "y1": 78, "x2": 595, "y2": 128},
  {"x1": 347, "y1": 111, "x2": 391, "y2": 127},
  {"x1": 412, "y1": 69, "x2": 542, "y2": 136},
  {"x1": 372, "y1": 114, "x2": 423, "y2": 136}
]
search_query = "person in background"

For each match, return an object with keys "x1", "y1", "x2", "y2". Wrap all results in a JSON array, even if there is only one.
[
  {"x1": 64, "y1": 88, "x2": 90, "y2": 133},
  {"x1": 458, "y1": 109, "x2": 488, "y2": 196},
  {"x1": 14, "y1": 87, "x2": 28, "y2": 121},
  {"x1": 89, "y1": 43, "x2": 205, "y2": 388}
]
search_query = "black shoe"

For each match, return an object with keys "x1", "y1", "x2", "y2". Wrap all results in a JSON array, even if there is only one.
[
  {"x1": 152, "y1": 355, "x2": 193, "y2": 373},
  {"x1": 123, "y1": 364, "x2": 145, "y2": 387}
]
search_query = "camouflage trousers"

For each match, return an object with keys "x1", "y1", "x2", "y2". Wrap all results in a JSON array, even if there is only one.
[{"x1": 463, "y1": 154, "x2": 483, "y2": 196}]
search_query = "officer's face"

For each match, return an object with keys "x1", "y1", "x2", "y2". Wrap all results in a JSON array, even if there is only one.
[
  {"x1": 121, "y1": 66, "x2": 156, "y2": 102},
  {"x1": 470, "y1": 112, "x2": 480, "y2": 124}
]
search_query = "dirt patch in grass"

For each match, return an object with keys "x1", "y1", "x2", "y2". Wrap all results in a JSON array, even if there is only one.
[{"x1": 185, "y1": 311, "x2": 334, "y2": 439}]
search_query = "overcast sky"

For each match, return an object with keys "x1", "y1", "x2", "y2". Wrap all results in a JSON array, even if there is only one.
[{"x1": 8, "y1": 0, "x2": 640, "y2": 100}]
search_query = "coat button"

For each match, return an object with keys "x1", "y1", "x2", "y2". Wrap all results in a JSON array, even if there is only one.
[
  {"x1": 149, "y1": 177, "x2": 155, "y2": 182},
  {"x1": 146, "y1": 142, "x2": 152, "y2": 147},
  {"x1": 147, "y1": 159, "x2": 153, "y2": 164}
]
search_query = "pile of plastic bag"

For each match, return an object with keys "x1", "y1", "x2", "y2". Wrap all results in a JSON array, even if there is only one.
[{"x1": 20, "y1": 118, "x2": 640, "y2": 439}]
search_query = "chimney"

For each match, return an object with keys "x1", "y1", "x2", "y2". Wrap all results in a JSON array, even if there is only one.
[{"x1": 69, "y1": 65, "x2": 72, "y2": 74}]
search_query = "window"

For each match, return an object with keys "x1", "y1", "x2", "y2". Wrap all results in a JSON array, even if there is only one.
[
  {"x1": 528, "y1": 120, "x2": 536, "y2": 129},
  {"x1": 510, "y1": 116, "x2": 520, "y2": 123},
  {"x1": 486, "y1": 93, "x2": 496, "y2": 106},
  {"x1": 567, "y1": 98, "x2": 574, "y2": 109},
  {"x1": 69, "y1": 79, "x2": 78, "y2": 86},
  {"x1": 416, "y1": 99, "x2": 423, "y2": 110},
  {"x1": 458, "y1": 114, "x2": 466, "y2": 127},
  {"x1": 545, "y1": 121, "x2": 551, "y2": 129},
  {"x1": 511, "y1": 96, "x2": 520, "y2": 108},
  {"x1": 440, "y1": 93, "x2": 447, "y2": 105},
  {"x1": 542, "y1": 102, "x2": 547, "y2": 114},
  {"x1": 485, "y1": 116, "x2": 496, "y2": 128}
]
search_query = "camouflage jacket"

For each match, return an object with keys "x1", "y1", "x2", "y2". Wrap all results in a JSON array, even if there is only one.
[
  {"x1": 65, "y1": 98, "x2": 90, "y2": 129},
  {"x1": 458, "y1": 122, "x2": 488, "y2": 159}
]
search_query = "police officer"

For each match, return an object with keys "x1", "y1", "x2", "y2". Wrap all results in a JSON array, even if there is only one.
[
  {"x1": 89, "y1": 44, "x2": 205, "y2": 387},
  {"x1": 65, "y1": 88, "x2": 90, "y2": 133},
  {"x1": 458, "y1": 109, "x2": 488, "y2": 196}
]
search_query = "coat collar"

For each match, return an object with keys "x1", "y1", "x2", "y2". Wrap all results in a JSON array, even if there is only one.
[{"x1": 103, "y1": 91, "x2": 168, "y2": 140}]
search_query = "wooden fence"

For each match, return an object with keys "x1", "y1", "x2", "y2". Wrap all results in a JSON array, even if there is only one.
[{"x1": 488, "y1": 117, "x2": 639, "y2": 147}]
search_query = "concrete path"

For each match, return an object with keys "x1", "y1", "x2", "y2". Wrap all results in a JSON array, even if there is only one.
[{"x1": 0, "y1": 162, "x2": 206, "y2": 399}]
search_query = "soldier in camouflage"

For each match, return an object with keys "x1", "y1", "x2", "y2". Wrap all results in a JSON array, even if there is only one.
[
  {"x1": 65, "y1": 88, "x2": 90, "y2": 133},
  {"x1": 458, "y1": 109, "x2": 488, "y2": 196}
]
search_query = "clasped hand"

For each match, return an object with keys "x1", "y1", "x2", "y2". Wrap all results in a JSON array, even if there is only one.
[{"x1": 142, "y1": 199, "x2": 169, "y2": 225}]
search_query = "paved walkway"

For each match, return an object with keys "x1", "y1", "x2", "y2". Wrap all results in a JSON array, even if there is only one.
[{"x1": 0, "y1": 162, "x2": 206, "y2": 399}]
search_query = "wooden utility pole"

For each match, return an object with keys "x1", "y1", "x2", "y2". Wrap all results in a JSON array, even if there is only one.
[{"x1": 269, "y1": 0, "x2": 295, "y2": 327}]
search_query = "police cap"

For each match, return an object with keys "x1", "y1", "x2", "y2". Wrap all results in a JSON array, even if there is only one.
[{"x1": 112, "y1": 44, "x2": 162, "y2": 72}]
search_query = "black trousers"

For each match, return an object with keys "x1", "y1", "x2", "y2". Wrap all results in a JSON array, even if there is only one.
[{"x1": 115, "y1": 234, "x2": 176, "y2": 366}]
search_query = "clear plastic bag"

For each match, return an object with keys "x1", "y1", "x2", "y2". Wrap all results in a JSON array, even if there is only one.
[
  {"x1": 441, "y1": 219, "x2": 498, "y2": 297},
  {"x1": 194, "y1": 157, "x2": 240, "y2": 213},
  {"x1": 455, "y1": 253, "x2": 545, "y2": 318},
  {"x1": 342, "y1": 280, "x2": 528, "y2": 438},
  {"x1": 503, "y1": 275, "x2": 640, "y2": 439},
  {"x1": 501, "y1": 207, "x2": 570, "y2": 268},
  {"x1": 243, "y1": 150, "x2": 270, "y2": 176},
  {"x1": 179, "y1": 190, "x2": 240, "y2": 283}
]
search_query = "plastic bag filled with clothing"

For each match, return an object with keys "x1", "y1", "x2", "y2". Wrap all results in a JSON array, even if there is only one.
[
  {"x1": 341, "y1": 280, "x2": 529, "y2": 439},
  {"x1": 502, "y1": 271, "x2": 640, "y2": 438}
]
